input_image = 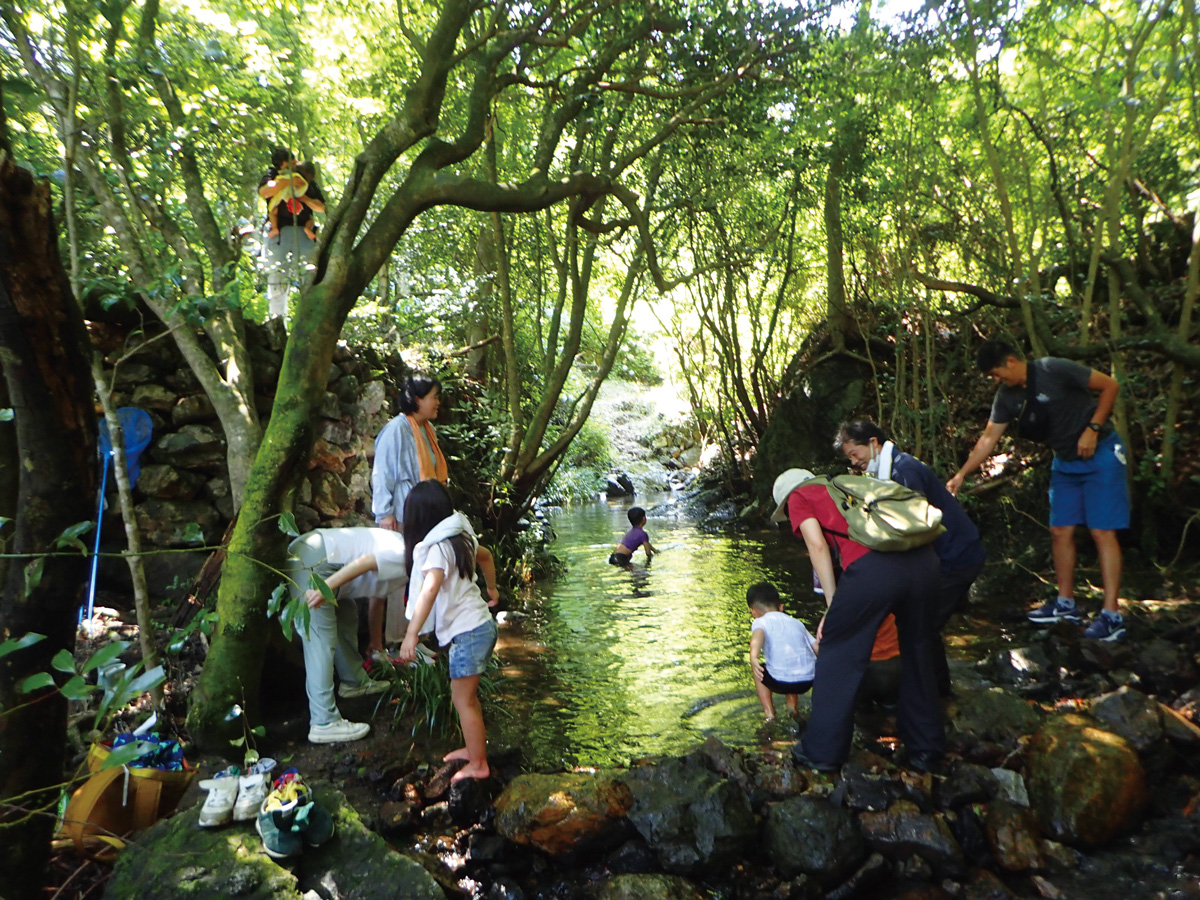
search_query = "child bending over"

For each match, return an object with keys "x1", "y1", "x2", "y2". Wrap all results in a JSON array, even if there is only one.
[
  {"x1": 398, "y1": 480, "x2": 499, "y2": 782},
  {"x1": 748, "y1": 582, "x2": 818, "y2": 721},
  {"x1": 609, "y1": 506, "x2": 657, "y2": 565}
]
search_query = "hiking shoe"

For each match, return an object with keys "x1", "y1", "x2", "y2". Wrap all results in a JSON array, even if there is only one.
[
  {"x1": 233, "y1": 758, "x2": 277, "y2": 821},
  {"x1": 1082, "y1": 612, "x2": 1126, "y2": 642},
  {"x1": 197, "y1": 765, "x2": 241, "y2": 827},
  {"x1": 337, "y1": 678, "x2": 389, "y2": 699},
  {"x1": 1027, "y1": 597, "x2": 1082, "y2": 625},
  {"x1": 308, "y1": 718, "x2": 369, "y2": 744}
]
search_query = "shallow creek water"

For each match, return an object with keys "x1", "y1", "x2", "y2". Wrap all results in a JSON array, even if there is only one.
[{"x1": 490, "y1": 494, "x2": 1012, "y2": 770}]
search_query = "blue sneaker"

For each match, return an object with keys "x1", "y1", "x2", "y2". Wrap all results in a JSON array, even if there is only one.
[
  {"x1": 1082, "y1": 612, "x2": 1126, "y2": 642},
  {"x1": 1027, "y1": 597, "x2": 1082, "y2": 625}
]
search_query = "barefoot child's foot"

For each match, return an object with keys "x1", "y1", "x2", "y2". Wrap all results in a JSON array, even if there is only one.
[
  {"x1": 450, "y1": 763, "x2": 490, "y2": 782},
  {"x1": 443, "y1": 748, "x2": 470, "y2": 762}
]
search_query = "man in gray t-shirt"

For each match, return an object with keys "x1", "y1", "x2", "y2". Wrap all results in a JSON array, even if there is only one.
[{"x1": 947, "y1": 340, "x2": 1129, "y2": 642}]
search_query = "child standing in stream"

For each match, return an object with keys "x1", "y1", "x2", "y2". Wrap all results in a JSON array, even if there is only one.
[{"x1": 398, "y1": 480, "x2": 500, "y2": 782}]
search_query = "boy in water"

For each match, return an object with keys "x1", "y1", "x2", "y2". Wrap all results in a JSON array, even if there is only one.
[
  {"x1": 747, "y1": 582, "x2": 818, "y2": 721},
  {"x1": 609, "y1": 506, "x2": 657, "y2": 564}
]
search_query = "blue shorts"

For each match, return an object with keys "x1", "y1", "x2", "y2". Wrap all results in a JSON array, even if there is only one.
[
  {"x1": 448, "y1": 618, "x2": 498, "y2": 679},
  {"x1": 1049, "y1": 433, "x2": 1130, "y2": 530}
]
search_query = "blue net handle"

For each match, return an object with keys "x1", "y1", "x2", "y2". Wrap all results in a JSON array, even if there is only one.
[{"x1": 98, "y1": 407, "x2": 153, "y2": 489}]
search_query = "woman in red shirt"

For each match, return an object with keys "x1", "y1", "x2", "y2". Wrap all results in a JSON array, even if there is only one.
[{"x1": 770, "y1": 468, "x2": 944, "y2": 772}]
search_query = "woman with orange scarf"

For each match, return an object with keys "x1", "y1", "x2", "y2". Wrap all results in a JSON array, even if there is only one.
[{"x1": 369, "y1": 375, "x2": 449, "y2": 656}]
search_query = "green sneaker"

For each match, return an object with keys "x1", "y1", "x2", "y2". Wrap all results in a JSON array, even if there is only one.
[
  {"x1": 255, "y1": 769, "x2": 312, "y2": 859},
  {"x1": 301, "y1": 801, "x2": 334, "y2": 847}
]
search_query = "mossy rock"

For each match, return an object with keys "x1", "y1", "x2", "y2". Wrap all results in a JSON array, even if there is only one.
[
  {"x1": 587, "y1": 873, "x2": 707, "y2": 900},
  {"x1": 106, "y1": 783, "x2": 443, "y2": 900}
]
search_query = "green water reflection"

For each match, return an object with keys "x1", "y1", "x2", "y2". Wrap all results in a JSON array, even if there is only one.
[{"x1": 507, "y1": 496, "x2": 821, "y2": 769}]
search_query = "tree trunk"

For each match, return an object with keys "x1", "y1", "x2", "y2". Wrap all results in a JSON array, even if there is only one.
[{"x1": 0, "y1": 154, "x2": 97, "y2": 900}]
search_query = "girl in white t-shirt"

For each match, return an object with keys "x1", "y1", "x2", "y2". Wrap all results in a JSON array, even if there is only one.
[{"x1": 398, "y1": 480, "x2": 500, "y2": 782}]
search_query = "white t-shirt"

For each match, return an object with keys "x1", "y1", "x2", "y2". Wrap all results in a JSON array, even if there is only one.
[
  {"x1": 292, "y1": 527, "x2": 408, "y2": 601},
  {"x1": 752, "y1": 611, "x2": 818, "y2": 682},
  {"x1": 422, "y1": 539, "x2": 491, "y2": 646}
]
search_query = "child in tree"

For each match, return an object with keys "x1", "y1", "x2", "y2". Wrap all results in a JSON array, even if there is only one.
[
  {"x1": 747, "y1": 581, "x2": 818, "y2": 721},
  {"x1": 258, "y1": 148, "x2": 324, "y2": 239},
  {"x1": 398, "y1": 480, "x2": 500, "y2": 782},
  {"x1": 609, "y1": 506, "x2": 657, "y2": 565}
]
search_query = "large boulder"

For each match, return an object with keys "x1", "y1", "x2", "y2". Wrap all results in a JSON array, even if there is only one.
[
  {"x1": 764, "y1": 795, "x2": 865, "y2": 884},
  {"x1": 106, "y1": 783, "x2": 443, "y2": 900},
  {"x1": 624, "y1": 754, "x2": 756, "y2": 873},
  {"x1": 493, "y1": 771, "x2": 634, "y2": 858},
  {"x1": 1024, "y1": 713, "x2": 1148, "y2": 847}
]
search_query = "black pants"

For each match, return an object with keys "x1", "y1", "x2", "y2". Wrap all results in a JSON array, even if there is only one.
[
  {"x1": 933, "y1": 560, "x2": 984, "y2": 695},
  {"x1": 801, "y1": 546, "x2": 943, "y2": 765}
]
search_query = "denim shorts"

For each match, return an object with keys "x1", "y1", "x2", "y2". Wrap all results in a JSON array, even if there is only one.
[{"x1": 448, "y1": 618, "x2": 498, "y2": 679}]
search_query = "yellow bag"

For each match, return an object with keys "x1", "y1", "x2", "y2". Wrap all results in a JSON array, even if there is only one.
[{"x1": 58, "y1": 741, "x2": 195, "y2": 858}]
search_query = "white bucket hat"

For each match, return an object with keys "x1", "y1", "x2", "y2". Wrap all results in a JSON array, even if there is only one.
[{"x1": 769, "y1": 468, "x2": 816, "y2": 523}]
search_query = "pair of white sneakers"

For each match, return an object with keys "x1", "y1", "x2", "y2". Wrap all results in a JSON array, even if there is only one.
[{"x1": 197, "y1": 758, "x2": 277, "y2": 827}]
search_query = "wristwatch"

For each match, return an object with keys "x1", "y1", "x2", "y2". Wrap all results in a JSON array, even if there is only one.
[{"x1": 1086, "y1": 422, "x2": 1102, "y2": 432}]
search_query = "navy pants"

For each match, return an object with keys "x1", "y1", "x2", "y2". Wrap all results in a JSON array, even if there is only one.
[
  {"x1": 933, "y1": 560, "x2": 984, "y2": 696},
  {"x1": 801, "y1": 546, "x2": 943, "y2": 765}
]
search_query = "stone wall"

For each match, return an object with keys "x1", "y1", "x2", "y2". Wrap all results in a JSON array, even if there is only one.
[{"x1": 90, "y1": 318, "x2": 397, "y2": 598}]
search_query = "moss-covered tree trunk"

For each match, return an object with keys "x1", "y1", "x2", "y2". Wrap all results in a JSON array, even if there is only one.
[{"x1": 0, "y1": 154, "x2": 97, "y2": 900}]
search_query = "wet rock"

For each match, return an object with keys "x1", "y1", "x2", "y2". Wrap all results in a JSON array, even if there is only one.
[
  {"x1": 1029, "y1": 874, "x2": 1065, "y2": 899},
  {"x1": 604, "y1": 838, "x2": 658, "y2": 875},
  {"x1": 745, "y1": 749, "x2": 808, "y2": 801},
  {"x1": 984, "y1": 800, "x2": 1045, "y2": 872},
  {"x1": 961, "y1": 869, "x2": 1016, "y2": 900},
  {"x1": 624, "y1": 754, "x2": 756, "y2": 873},
  {"x1": 894, "y1": 853, "x2": 934, "y2": 880},
  {"x1": 493, "y1": 771, "x2": 634, "y2": 858},
  {"x1": 1089, "y1": 686, "x2": 1164, "y2": 753},
  {"x1": 1161, "y1": 703, "x2": 1200, "y2": 748},
  {"x1": 989, "y1": 768, "x2": 1029, "y2": 807},
  {"x1": 1025, "y1": 713, "x2": 1148, "y2": 847},
  {"x1": 108, "y1": 783, "x2": 443, "y2": 900},
  {"x1": 137, "y1": 464, "x2": 206, "y2": 500},
  {"x1": 587, "y1": 874, "x2": 706, "y2": 900},
  {"x1": 1075, "y1": 638, "x2": 1134, "y2": 674},
  {"x1": 948, "y1": 688, "x2": 1043, "y2": 748},
  {"x1": 949, "y1": 804, "x2": 992, "y2": 866},
  {"x1": 420, "y1": 800, "x2": 453, "y2": 832},
  {"x1": 842, "y1": 764, "x2": 926, "y2": 813},
  {"x1": 1133, "y1": 639, "x2": 1198, "y2": 691},
  {"x1": 467, "y1": 832, "x2": 508, "y2": 863},
  {"x1": 825, "y1": 852, "x2": 889, "y2": 900},
  {"x1": 764, "y1": 795, "x2": 865, "y2": 884},
  {"x1": 449, "y1": 776, "x2": 496, "y2": 825},
  {"x1": 883, "y1": 886, "x2": 951, "y2": 900},
  {"x1": 934, "y1": 761, "x2": 999, "y2": 810},
  {"x1": 379, "y1": 799, "x2": 418, "y2": 834},
  {"x1": 485, "y1": 877, "x2": 526, "y2": 900},
  {"x1": 986, "y1": 645, "x2": 1052, "y2": 684},
  {"x1": 1039, "y1": 839, "x2": 1078, "y2": 872},
  {"x1": 857, "y1": 806, "x2": 965, "y2": 878}
]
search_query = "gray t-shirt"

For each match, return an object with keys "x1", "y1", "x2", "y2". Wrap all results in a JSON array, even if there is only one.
[{"x1": 990, "y1": 357, "x2": 1110, "y2": 460}]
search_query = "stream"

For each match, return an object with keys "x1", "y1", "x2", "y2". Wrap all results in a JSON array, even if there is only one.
[{"x1": 491, "y1": 494, "x2": 1012, "y2": 770}]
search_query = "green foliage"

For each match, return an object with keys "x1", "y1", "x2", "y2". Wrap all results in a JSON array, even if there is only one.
[{"x1": 372, "y1": 650, "x2": 502, "y2": 739}]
